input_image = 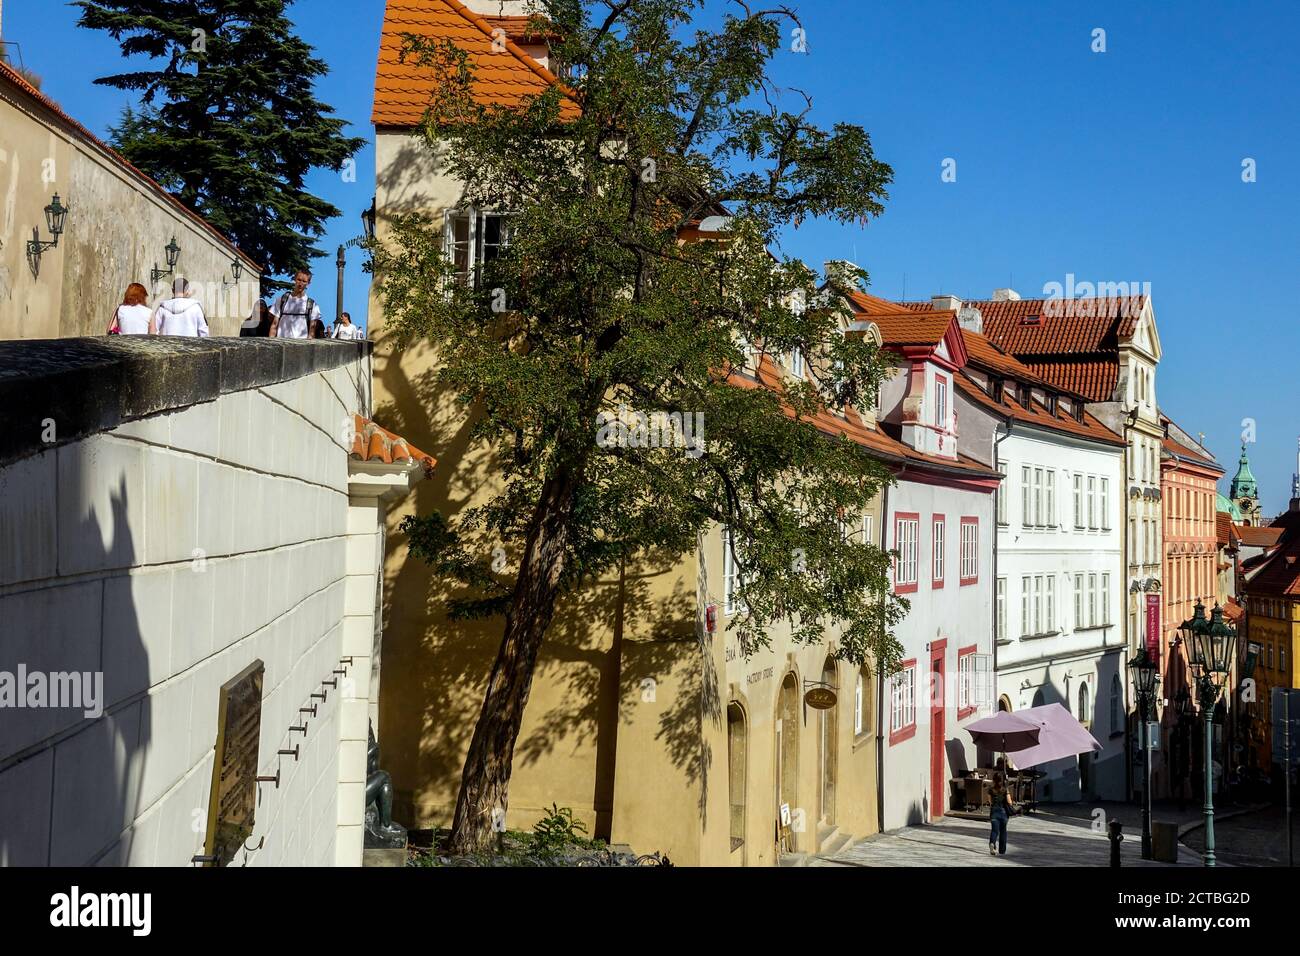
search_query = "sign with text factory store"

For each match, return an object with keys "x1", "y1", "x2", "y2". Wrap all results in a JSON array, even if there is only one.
[{"x1": 201, "y1": 660, "x2": 265, "y2": 867}]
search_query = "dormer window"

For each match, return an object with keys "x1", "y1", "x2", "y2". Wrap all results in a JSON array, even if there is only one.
[
  {"x1": 1021, "y1": 313, "x2": 1041, "y2": 326},
  {"x1": 1073, "y1": 402, "x2": 1085, "y2": 423},
  {"x1": 1046, "y1": 394, "x2": 1058, "y2": 415},
  {"x1": 934, "y1": 375, "x2": 948, "y2": 429},
  {"x1": 1016, "y1": 384, "x2": 1031, "y2": 408},
  {"x1": 990, "y1": 378, "x2": 1004, "y2": 402}
]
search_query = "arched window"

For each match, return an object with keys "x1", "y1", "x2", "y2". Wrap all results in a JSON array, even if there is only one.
[
  {"x1": 727, "y1": 703, "x2": 746, "y2": 853},
  {"x1": 1110, "y1": 674, "x2": 1123, "y2": 733},
  {"x1": 1078, "y1": 682, "x2": 1091, "y2": 727}
]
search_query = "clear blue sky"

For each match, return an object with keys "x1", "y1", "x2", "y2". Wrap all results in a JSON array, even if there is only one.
[{"x1": 8, "y1": 1, "x2": 1299, "y2": 513}]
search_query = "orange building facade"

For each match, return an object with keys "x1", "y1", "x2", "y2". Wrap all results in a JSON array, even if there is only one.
[{"x1": 1156, "y1": 416, "x2": 1224, "y2": 796}]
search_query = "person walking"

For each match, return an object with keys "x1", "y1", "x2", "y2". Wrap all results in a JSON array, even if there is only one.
[
  {"x1": 989, "y1": 770, "x2": 1012, "y2": 856},
  {"x1": 239, "y1": 300, "x2": 274, "y2": 337},
  {"x1": 108, "y1": 282, "x2": 154, "y2": 335},
  {"x1": 270, "y1": 268, "x2": 321, "y2": 339},
  {"x1": 153, "y1": 277, "x2": 209, "y2": 337},
  {"x1": 330, "y1": 311, "x2": 365, "y2": 340}
]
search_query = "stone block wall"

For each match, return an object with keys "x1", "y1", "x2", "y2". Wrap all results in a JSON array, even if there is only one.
[{"x1": 0, "y1": 338, "x2": 371, "y2": 866}]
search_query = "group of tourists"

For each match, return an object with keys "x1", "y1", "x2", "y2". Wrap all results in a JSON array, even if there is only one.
[{"x1": 107, "y1": 268, "x2": 365, "y2": 341}]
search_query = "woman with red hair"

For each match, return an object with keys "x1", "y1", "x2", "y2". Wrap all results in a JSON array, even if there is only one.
[{"x1": 108, "y1": 283, "x2": 155, "y2": 335}]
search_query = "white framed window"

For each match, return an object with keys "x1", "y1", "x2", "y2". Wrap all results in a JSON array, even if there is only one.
[
  {"x1": 932, "y1": 517, "x2": 945, "y2": 583},
  {"x1": 1045, "y1": 470, "x2": 1055, "y2": 528},
  {"x1": 862, "y1": 513, "x2": 874, "y2": 546},
  {"x1": 997, "y1": 460, "x2": 1008, "y2": 525},
  {"x1": 996, "y1": 577, "x2": 1007, "y2": 640},
  {"x1": 1032, "y1": 468, "x2": 1043, "y2": 526},
  {"x1": 854, "y1": 673, "x2": 865, "y2": 736},
  {"x1": 895, "y1": 516, "x2": 919, "y2": 588},
  {"x1": 1021, "y1": 466, "x2": 1031, "y2": 528},
  {"x1": 1088, "y1": 572, "x2": 1098, "y2": 627},
  {"x1": 1074, "y1": 573, "x2": 1084, "y2": 629},
  {"x1": 446, "y1": 208, "x2": 511, "y2": 287},
  {"x1": 1087, "y1": 475, "x2": 1097, "y2": 529},
  {"x1": 960, "y1": 519, "x2": 978, "y2": 582},
  {"x1": 891, "y1": 666, "x2": 917, "y2": 732},
  {"x1": 1101, "y1": 572, "x2": 1111, "y2": 624},
  {"x1": 1046, "y1": 576, "x2": 1056, "y2": 632},
  {"x1": 789, "y1": 348, "x2": 805, "y2": 379},
  {"x1": 1032, "y1": 575, "x2": 1042, "y2": 634},
  {"x1": 1073, "y1": 473, "x2": 1084, "y2": 529},
  {"x1": 722, "y1": 526, "x2": 745, "y2": 615},
  {"x1": 1021, "y1": 576, "x2": 1032, "y2": 637},
  {"x1": 1100, "y1": 477, "x2": 1110, "y2": 530},
  {"x1": 959, "y1": 651, "x2": 974, "y2": 712},
  {"x1": 935, "y1": 375, "x2": 948, "y2": 429}
]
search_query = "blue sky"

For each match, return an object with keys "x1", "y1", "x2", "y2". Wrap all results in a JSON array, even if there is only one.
[{"x1": 8, "y1": 0, "x2": 1299, "y2": 513}]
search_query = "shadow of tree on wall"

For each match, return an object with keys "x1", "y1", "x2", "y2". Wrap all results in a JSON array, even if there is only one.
[
  {"x1": 370, "y1": 337, "x2": 710, "y2": 840},
  {"x1": 0, "y1": 466, "x2": 151, "y2": 866}
]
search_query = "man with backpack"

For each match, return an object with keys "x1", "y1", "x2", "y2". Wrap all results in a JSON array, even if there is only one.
[{"x1": 270, "y1": 268, "x2": 322, "y2": 339}]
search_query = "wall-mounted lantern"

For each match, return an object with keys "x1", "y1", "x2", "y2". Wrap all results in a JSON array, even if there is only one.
[
  {"x1": 26, "y1": 193, "x2": 69, "y2": 276},
  {"x1": 151, "y1": 236, "x2": 181, "y2": 283},
  {"x1": 224, "y1": 253, "x2": 245, "y2": 288},
  {"x1": 361, "y1": 198, "x2": 376, "y2": 241}
]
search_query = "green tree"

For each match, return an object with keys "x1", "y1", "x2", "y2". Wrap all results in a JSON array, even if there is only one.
[
  {"x1": 75, "y1": 0, "x2": 364, "y2": 285},
  {"x1": 372, "y1": 0, "x2": 904, "y2": 855}
]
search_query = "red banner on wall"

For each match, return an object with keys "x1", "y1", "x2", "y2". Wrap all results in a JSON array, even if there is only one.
[{"x1": 1145, "y1": 593, "x2": 1161, "y2": 657}]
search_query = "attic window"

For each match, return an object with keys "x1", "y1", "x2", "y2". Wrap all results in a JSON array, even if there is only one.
[
  {"x1": 1016, "y1": 384, "x2": 1031, "y2": 407},
  {"x1": 1046, "y1": 394, "x2": 1058, "y2": 415},
  {"x1": 991, "y1": 378, "x2": 1004, "y2": 402},
  {"x1": 1073, "y1": 402, "x2": 1085, "y2": 423},
  {"x1": 1021, "y1": 314, "x2": 1041, "y2": 326}
]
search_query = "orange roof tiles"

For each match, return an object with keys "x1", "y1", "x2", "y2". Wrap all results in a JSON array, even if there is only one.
[
  {"x1": 953, "y1": 372, "x2": 1125, "y2": 447},
  {"x1": 373, "y1": 0, "x2": 578, "y2": 128},
  {"x1": 1019, "y1": 360, "x2": 1118, "y2": 402},
  {"x1": 1162, "y1": 434, "x2": 1223, "y2": 472},
  {"x1": 351, "y1": 415, "x2": 437, "y2": 474},
  {"x1": 0, "y1": 61, "x2": 256, "y2": 271},
  {"x1": 1235, "y1": 524, "x2": 1284, "y2": 548}
]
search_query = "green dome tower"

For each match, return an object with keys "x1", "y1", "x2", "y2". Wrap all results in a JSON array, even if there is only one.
[{"x1": 1229, "y1": 444, "x2": 1262, "y2": 525}]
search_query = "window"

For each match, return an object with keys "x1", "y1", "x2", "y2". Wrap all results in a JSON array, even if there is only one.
[
  {"x1": 1078, "y1": 683, "x2": 1091, "y2": 727},
  {"x1": 997, "y1": 460, "x2": 1008, "y2": 525},
  {"x1": 960, "y1": 518, "x2": 979, "y2": 584},
  {"x1": 1022, "y1": 466, "x2": 1032, "y2": 528},
  {"x1": 1074, "y1": 573, "x2": 1084, "y2": 629},
  {"x1": 1087, "y1": 476, "x2": 1097, "y2": 529},
  {"x1": 1045, "y1": 470, "x2": 1055, "y2": 528},
  {"x1": 895, "y1": 514, "x2": 919, "y2": 592},
  {"x1": 722, "y1": 526, "x2": 746, "y2": 615},
  {"x1": 1032, "y1": 576, "x2": 1042, "y2": 633},
  {"x1": 862, "y1": 513, "x2": 874, "y2": 547},
  {"x1": 1100, "y1": 478, "x2": 1111, "y2": 530},
  {"x1": 1088, "y1": 573, "x2": 1098, "y2": 627},
  {"x1": 788, "y1": 349, "x2": 805, "y2": 379},
  {"x1": 958, "y1": 646, "x2": 978, "y2": 718},
  {"x1": 1101, "y1": 573, "x2": 1111, "y2": 624},
  {"x1": 1110, "y1": 674, "x2": 1123, "y2": 733},
  {"x1": 446, "y1": 208, "x2": 510, "y2": 287},
  {"x1": 1032, "y1": 468, "x2": 1043, "y2": 526},
  {"x1": 932, "y1": 516, "x2": 945, "y2": 586},
  {"x1": 854, "y1": 673, "x2": 865, "y2": 735},
  {"x1": 1129, "y1": 515, "x2": 1137, "y2": 565},
  {"x1": 1073, "y1": 473, "x2": 1084, "y2": 529},
  {"x1": 727, "y1": 703, "x2": 746, "y2": 851},
  {"x1": 1045, "y1": 576, "x2": 1056, "y2": 632},
  {"x1": 1021, "y1": 576, "x2": 1032, "y2": 637},
  {"x1": 996, "y1": 577, "x2": 1007, "y2": 640},
  {"x1": 890, "y1": 663, "x2": 917, "y2": 741},
  {"x1": 935, "y1": 375, "x2": 948, "y2": 429}
]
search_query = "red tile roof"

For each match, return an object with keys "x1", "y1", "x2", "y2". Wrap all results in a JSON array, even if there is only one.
[
  {"x1": 0, "y1": 61, "x2": 257, "y2": 272},
  {"x1": 351, "y1": 415, "x2": 437, "y2": 474},
  {"x1": 1216, "y1": 512, "x2": 1233, "y2": 547},
  {"x1": 1162, "y1": 435, "x2": 1223, "y2": 472},
  {"x1": 373, "y1": 0, "x2": 578, "y2": 128},
  {"x1": 953, "y1": 371, "x2": 1125, "y2": 447},
  {"x1": 1235, "y1": 524, "x2": 1284, "y2": 548},
  {"x1": 1018, "y1": 359, "x2": 1119, "y2": 402}
]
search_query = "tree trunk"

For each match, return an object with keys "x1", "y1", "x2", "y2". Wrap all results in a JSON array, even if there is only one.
[{"x1": 445, "y1": 468, "x2": 578, "y2": 855}]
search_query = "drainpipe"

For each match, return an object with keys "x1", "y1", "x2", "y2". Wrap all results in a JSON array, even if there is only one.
[{"x1": 992, "y1": 418, "x2": 1014, "y2": 699}]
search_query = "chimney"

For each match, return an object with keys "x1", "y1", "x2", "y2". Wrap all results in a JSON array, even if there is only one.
[
  {"x1": 957, "y1": 304, "x2": 984, "y2": 334},
  {"x1": 931, "y1": 294, "x2": 962, "y2": 313},
  {"x1": 992, "y1": 288, "x2": 1020, "y2": 301},
  {"x1": 824, "y1": 259, "x2": 863, "y2": 292}
]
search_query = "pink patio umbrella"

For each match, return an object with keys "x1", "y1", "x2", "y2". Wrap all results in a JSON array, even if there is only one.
[
  {"x1": 1002, "y1": 703, "x2": 1102, "y2": 768},
  {"x1": 965, "y1": 712, "x2": 1042, "y2": 752}
]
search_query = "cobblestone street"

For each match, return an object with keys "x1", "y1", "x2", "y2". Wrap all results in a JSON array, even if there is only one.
[{"x1": 815, "y1": 810, "x2": 1202, "y2": 867}]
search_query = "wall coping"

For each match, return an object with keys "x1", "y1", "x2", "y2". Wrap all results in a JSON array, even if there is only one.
[{"x1": 0, "y1": 337, "x2": 371, "y2": 466}]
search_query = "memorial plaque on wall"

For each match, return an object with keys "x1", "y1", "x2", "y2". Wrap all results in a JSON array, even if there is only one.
[{"x1": 202, "y1": 660, "x2": 265, "y2": 867}]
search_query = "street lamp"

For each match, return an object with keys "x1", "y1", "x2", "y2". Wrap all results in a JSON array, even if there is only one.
[
  {"x1": 361, "y1": 198, "x2": 376, "y2": 241},
  {"x1": 1128, "y1": 647, "x2": 1160, "y2": 860},
  {"x1": 151, "y1": 236, "x2": 181, "y2": 283},
  {"x1": 1181, "y1": 600, "x2": 1238, "y2": 867},
  {"x1": 26, "y1": 193, "x2": 70, "y2": 275}
]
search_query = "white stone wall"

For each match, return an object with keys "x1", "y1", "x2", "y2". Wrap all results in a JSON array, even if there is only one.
[{"x1": 0, "y1": 356, "x2": 371, "y2": 866}]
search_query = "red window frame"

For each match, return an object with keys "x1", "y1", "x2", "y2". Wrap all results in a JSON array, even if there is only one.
[
  {"x1": 959, "y1": 516, "x2": 979, "y2": 586},
  {"x1": 931, "y1": 513, "x2": 946, "y2": 588},
  {"x1": 894, "y1": 512, "x2": 920, "y2": 594},
  {"x1": 957, "y1": 644, "x2": 978, "y2": 719},
  {"x1": 888, "y1": 659, "x2": 918, "y2": 745}
]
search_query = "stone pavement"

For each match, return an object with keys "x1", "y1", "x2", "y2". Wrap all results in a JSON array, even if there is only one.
[{"x1": 814, "y1": 809, "x2": 1201, "y2": 867}]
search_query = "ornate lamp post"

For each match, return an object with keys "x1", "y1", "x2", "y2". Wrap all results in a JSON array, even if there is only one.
[
  {"x1": 1181, "y1": 601, "x2": 1238, "y2": 867},
  {"x1": 1128, "y1": 647, "x2": 1160, "y2": 859}
]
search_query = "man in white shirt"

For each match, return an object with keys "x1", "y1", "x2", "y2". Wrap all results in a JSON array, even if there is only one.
[
  {"x1": 270, "y1": 268, "x2": 322, "y2": 339},
  {"x1": 331, "y1": 311, "x2": 365, "y2": 341},
  {"x1": 153, "y1": 277, "x2": 210, "y2": 337}
]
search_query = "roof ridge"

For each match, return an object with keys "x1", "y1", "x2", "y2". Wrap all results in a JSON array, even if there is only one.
[{"x1": 441, "y1": 0, "x2": 575, "y2": 102}]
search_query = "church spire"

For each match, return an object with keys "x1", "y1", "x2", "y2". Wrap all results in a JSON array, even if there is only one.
[{"x1": 1230, "y1": 443, "x2": 1259, "y2": 500}]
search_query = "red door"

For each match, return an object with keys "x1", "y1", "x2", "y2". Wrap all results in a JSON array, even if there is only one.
[{"x1": 930, "y1": 640, "x2": 947, "y2": 821}]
